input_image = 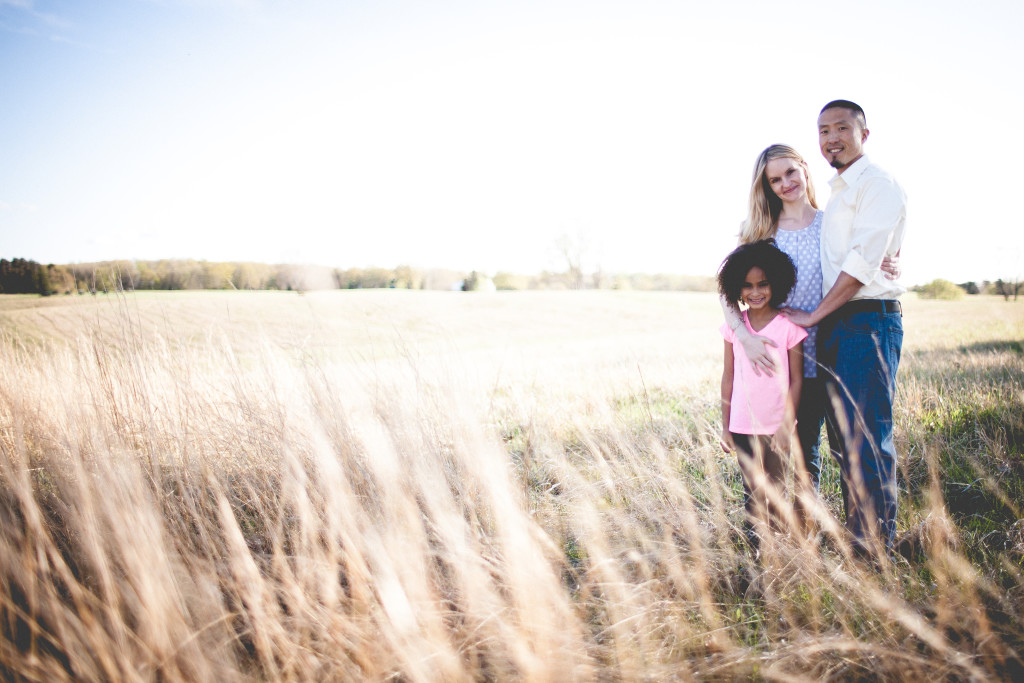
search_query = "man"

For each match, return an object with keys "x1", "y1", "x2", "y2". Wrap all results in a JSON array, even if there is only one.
[{"x1": 785, "y1": 100, "x2": 907, "y2": 557}]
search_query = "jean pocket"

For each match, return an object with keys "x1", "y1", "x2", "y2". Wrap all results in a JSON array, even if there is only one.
[
  {"x1": 837, "y1": 313, "x2": 879, "y2": 335},
  {"x1": 886, "y1": 323, "x2": 904, "y2": 366}
]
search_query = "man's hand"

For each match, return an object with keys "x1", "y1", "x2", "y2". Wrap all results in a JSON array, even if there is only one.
[{"x1": 782, "y1": 307, "x2": 817, "y2": 328}]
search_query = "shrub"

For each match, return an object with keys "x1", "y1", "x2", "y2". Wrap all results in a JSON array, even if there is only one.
[{"x1": 917, "y1": 278, "x2": 965, "y2": 300}]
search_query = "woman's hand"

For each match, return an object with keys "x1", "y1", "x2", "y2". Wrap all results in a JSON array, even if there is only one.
[
  {"x1": 722, "y1": 294, "x2": 776, "y2": 376},
  {"x1": 738, "y1": 329, "x2": 778, "y2": 377},
  {"x1": 881, "y1": 253, "x2": 901, "y2": 280}
]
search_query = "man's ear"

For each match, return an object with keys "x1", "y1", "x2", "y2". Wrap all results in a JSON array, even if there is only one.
[{"x1": 861, "y1": 127, "x2": 870, "y2": 143}]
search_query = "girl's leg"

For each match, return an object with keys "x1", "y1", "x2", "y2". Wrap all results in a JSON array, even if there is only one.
[
  {"x1": 795, "y1": 376, "x2": 827, "y2": 535},
  {"x1": 796, "y1": 376, "x2": 827, "y2": 490},
  {"x1": 760, "y1": 439, "x2": 787, "y2": 535},
  {"x1": 732, "y1": 433, "x2": 771, "y2": 548}
]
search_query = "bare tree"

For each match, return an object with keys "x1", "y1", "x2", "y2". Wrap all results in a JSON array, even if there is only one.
[
  {"x1": 554, "y1": 231, "x2": 588, "y2": 290},
  {"x1": 994, "y1": 249, "x2": 1022, "y2": 301},
  {"x1": 994, "y1": 278, "x2": 1022, "y2": 301}
]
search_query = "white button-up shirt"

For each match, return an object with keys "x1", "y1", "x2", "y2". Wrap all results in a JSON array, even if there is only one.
[{"x1": 821, "y1": 156, "x2": 907, "y2": 301}]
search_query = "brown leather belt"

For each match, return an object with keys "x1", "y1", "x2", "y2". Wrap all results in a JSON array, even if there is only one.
[{"x1": 837, "y1": 299, "x2": 902, "y2": 316}]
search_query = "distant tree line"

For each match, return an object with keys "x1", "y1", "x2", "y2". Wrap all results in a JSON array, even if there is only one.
[
  {"x1": 1, "y1": 258, "x2": 723, "y2": 295},
  {"x1": 990, "y1": 279, "x2": 1023, "y2": 301},
  {"x1": 0, "y1": 259, "x2": 474, "y2": 294},
  {"x1": 914, "y1": 279, "x2": 1023, "y2": 301},
  {"x1": 953, "y1": 279, "x2": 1022, "y2": 300},
  {"x1": 0, "y1": 258, "x2": 54, "y2": 294},
  {"x1": 3, "y1": 257, "x2": 1019, "y2": 299}
]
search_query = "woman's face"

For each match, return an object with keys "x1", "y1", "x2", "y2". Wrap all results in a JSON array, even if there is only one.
[{"x1": 764, "y1": 157, "x2": 807, "y2": 203}]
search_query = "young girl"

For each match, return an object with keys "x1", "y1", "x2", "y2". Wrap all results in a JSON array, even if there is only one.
[{"x1": 718, "y1": 240, "x2": 806, "y2": 543}]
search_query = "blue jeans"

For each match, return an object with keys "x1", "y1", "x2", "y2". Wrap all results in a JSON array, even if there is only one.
[{"x1": 819, "y1": 302, "x2": 903, "y2": 553}]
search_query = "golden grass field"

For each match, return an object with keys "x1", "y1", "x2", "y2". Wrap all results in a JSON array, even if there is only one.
[{"x1": 1, "y1": 289, "x2": 1022, "y2": 681}]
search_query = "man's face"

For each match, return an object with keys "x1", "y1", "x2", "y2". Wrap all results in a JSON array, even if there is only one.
[{"x1": 817, "y1": 107, "x2": 869, "y2": 173}]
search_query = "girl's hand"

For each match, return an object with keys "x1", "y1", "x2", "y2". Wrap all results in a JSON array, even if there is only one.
[
  {"x1": 720, "y1": 429, "x2": 735, "y2": 453},
  {"x1": 881, "y1": 254, "x2": 901, "y2": 280},
  {"x1": 770, "y1": 425, "x2": 792, "y2": 454},
  {"x1": 739, "y1": 332, "x2": 777, "y2": 377}
]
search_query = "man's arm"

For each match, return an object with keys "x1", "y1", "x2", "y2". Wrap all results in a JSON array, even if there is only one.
[
  {"x1": 835, "y1": 177, "x2": 907, "y2": 285},
  {"x1": 787, "y1": 177, "x2": 904, "y2": 328},
  {"x1": 784, "y1": 272, "x2": 863, "y2": 328}
]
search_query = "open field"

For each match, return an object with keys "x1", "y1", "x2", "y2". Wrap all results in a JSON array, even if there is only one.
[{"x1": 1, "y1": 290, "x2": 1022, "y2": 681}]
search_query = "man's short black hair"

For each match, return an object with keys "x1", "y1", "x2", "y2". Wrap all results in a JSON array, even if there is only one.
[
  {"x1": 820, "y1": 99, "x2": 867, "y2": 128},
  {"x1": 717, "y1": 239, "x2": 797, "y2": 309}
]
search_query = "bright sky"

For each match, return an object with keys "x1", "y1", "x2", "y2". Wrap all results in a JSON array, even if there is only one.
[{"x1": 2, "y1": 0, "x2": 1022, "y2": 284}]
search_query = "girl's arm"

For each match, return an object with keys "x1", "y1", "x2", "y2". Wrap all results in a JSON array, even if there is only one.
[
  {"x1": 720, "y1": 341, "x2": 736, "y2": 453},
  {"x1": 772, "y1": 342, "x2": 804, "y2": 453},
  {"x1": 720, "y1": 293, "x2": 778, "y2": 377}
]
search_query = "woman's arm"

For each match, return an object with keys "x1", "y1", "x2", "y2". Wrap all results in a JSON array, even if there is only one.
[
  {"x1": 720, "y1": 341, "x2": 736, "y2": 453},
  {"x1": 720, "y1": 293, "x2": 778, "y2": 376}
]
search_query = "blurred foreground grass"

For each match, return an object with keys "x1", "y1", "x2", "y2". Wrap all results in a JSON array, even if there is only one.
[{"x1": 0, "y1": 290, "x2": 1021, "y2": 681}]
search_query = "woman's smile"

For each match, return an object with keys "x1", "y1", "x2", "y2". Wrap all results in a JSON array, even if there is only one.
[{"x1": 765, "y1": 157, "x2": 808, "y2": 203}]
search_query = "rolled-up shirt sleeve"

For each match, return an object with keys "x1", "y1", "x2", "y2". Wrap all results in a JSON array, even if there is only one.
[
  {"x1": 839, "y1": 177, "x2": 907, "y2": 285},
  {"x1": 821, "y1": 157, "x2": 907, "y2": 300}
]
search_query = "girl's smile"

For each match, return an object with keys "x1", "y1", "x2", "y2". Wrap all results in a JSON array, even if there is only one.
[{"x1": 741, "y1": 266, "x2": 772, "y2": 311}]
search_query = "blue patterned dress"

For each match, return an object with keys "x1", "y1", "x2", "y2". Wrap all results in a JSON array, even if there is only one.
[{"x1": 774, "y1": 210, "x2": 823, "y2": 378}]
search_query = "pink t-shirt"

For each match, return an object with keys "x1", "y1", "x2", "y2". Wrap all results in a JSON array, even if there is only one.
[{"x1": 720, "y1": 312, "x2": 807, "y2": 435}]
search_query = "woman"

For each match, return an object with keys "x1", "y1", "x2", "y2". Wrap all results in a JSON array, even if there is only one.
[{"x1": 721, "y1": 144, "x2": 898, "y2": 532}]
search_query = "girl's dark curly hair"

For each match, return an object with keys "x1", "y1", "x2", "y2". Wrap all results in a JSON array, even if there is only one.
[{"x1": 717, "y1": 239, "x2": 797, "y2": 308}]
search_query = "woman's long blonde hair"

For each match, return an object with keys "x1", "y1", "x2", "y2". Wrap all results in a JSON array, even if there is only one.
[{"x1": 739, "y1": 144, "x2": 818, "y2": 244}]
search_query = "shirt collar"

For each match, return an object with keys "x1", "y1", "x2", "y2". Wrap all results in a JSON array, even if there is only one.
[{"x1": 828, "y1": 155, "x2": 871, "y2": 189}]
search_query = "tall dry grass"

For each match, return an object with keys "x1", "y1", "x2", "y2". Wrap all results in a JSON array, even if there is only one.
[{"x1": 0, "y1": 290, "x2": 1021, "y2": 681}]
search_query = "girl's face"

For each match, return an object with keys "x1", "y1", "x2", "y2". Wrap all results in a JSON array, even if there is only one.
[
  {"x1": 765, "y1": 157, "x2": 807, "y2": 203},
  {"x1": 741, "y1": 266, "x2": 772, "y2": 311}
]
